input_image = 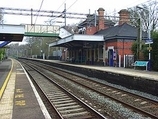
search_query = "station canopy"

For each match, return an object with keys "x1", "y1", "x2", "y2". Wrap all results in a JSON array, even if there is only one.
[{"x1": 49, "y1": 34, "x2": 104, "y2": 48}]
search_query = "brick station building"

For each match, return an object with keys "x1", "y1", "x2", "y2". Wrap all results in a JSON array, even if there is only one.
[{"x1": 50, "y1": 8, "x2": 147, "y2": 67}]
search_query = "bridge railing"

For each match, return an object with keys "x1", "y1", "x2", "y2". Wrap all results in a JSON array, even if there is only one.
[{"x1": 25, "y1": 24, "x2": 60, "y2": 34}]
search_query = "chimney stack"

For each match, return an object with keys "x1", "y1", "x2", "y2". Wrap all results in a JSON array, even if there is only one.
[
  {"x1": 118, "y1": 9, "x2": 130, "y2": 25},
  {"x1": 97, "y1": 8, "x2": 105, "y2": 31}
]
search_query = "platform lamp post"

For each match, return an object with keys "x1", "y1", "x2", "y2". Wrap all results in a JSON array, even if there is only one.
[
  {"x1": 135, "y1": 7, "x2": 142, "y2": 60},
  {"x1": 46, "y1": 43, "x2": 50, "y2": 59},
  {"x1": 136, "y1": 6, "x2": 152, "y2": 70}
]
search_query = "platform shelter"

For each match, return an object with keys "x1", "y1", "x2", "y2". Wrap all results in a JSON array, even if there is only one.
[{"x1": 49, "y1": 34, "x2": 104, "y2": 65}]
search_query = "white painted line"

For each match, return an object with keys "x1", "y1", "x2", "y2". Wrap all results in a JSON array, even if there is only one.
[
  {"x1": 16, "y1": 73, "x2": 25, "y2": 74},
  {"x1": 16, "y1": 68, "x2": 23, "y2": 71},
  {"x1": 19, "y1": 63, "x2": 51, "y2": 119}
]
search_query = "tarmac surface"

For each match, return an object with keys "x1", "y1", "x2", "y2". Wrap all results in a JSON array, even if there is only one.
[
  {"x1": 0, "y1": 59, "x2": 51, "y2": 119},
  {"x1": 0, "y1": 59, "x2": 12, "y2": 98}
]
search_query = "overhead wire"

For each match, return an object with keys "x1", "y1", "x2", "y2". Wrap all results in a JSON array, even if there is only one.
[
  {"x1": 48, "y1": 0, "x2": 79, "y2": 27},
  {"x1": 66, "y1": 0, "x2": 79, "y2": 11},
  {"x1": 63, "y1": 0, "x2": 150, "y2": 24},
  {"x1": 33, "y1": 0, "x2": 45, "y2": 25},
  {"x1": 47, "y1": 0, "x2": 67, "y2": 24},
  {"x1": 56, "y1": 0, "x2": 67, "y2": 11},
  {"x1": 1, "y1": 7, "x2": 88, "y2": 19},
  {"x1": 28, "y1": 0, "x2": 44, "y2": 33},
  {"x1": 25, "y1": 0, "x2": 151, "y2": 39},
  {"x1": 44, "y1": 0, "x2": 67, "y2": 34},
  {"x1": 50, "y1": 0, "x2": 80, "y2": 34},
  {"x1": 107, "y1": 0, "x2": 151, "y2": 17},
  {"x1": 65, "y1": 0, "x2": 151, "y2": 27}
]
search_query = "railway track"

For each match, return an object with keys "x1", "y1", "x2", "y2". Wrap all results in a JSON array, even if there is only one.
[
  {"x1": 21, "y1": 59, "x2": 158, "y2": 119},
  {"x1": 21, "y1": 60, "x2": 107, "y2": 119}
]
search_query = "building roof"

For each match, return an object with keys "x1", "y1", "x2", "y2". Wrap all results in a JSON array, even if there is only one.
[
  {"x1": 95, "y1": 23, "x2": 148, "y2": 40},
  {"x1": 78, "y1": 14, "x2": 115, "y2": 28},
  {"x1": 61, "y1": 26, "x2": 75, "y2": 34},
  {"x1": 97, "y1": 8, "x2": 105, "y2": 11}
]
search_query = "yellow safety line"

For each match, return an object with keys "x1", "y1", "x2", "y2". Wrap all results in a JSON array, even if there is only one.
[{"x1": 0, "y1": 58, "x2": 13, "y2": 99}]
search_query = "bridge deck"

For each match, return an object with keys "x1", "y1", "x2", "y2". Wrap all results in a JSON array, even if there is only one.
[
  {"x1": 0, "y1": 24, "x2": 25, "y2": 41},
  {"x1": 0, "y1": 24, "x2": 60, "y2": 43}
]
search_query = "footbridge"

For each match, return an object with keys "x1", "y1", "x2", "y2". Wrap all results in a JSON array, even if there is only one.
[
  {"x1": 24, "y1": 24, "x2": 60, "y2": 37},
  {"x1": 0, "y1": 24, "x2": 60, "y2": 47}
]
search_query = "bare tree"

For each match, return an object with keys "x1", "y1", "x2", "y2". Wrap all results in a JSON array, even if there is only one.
[
  {"x1": 24, "y1": 36, "x2": 57, "y2": 57},
  {"x1": 129, "y1": 0, "x2": 158, "y2": 31},
  {"x1": 0, "y1": 9, "x2": 4, "y2": 23}
]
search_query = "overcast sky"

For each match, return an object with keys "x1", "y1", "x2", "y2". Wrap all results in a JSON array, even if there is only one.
[{"x1": 1, "y1": 0, "x2": 150, "y2": 25}]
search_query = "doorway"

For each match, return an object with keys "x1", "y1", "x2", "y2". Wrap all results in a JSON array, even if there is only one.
[{"x1": 108, "y1": 49, "x2": 114, "y2": 66}]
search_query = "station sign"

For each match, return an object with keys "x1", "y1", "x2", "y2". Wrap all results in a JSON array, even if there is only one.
[{"x1": 145, "y1": 39, "x2": 153, "y2": 44}]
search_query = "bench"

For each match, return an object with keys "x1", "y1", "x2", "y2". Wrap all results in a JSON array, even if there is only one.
[{"x1": 134, "y1": 61, "x2": 149, "y2": 71}]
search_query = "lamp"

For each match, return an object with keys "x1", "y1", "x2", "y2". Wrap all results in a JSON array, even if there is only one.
[{"x1": 136, "y1": 6, "x2": 152, "y2": 70}]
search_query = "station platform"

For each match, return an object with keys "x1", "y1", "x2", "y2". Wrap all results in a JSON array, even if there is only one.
[
  {"x1": 77, "y1": 64, "x2": 158, "y2": 81},
  {"x1": 42, "y1": 59, "x2": 158, "y2": 81},
  {"x1": 0, "y1": 59, "x2": 51, "y2": 119}
]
